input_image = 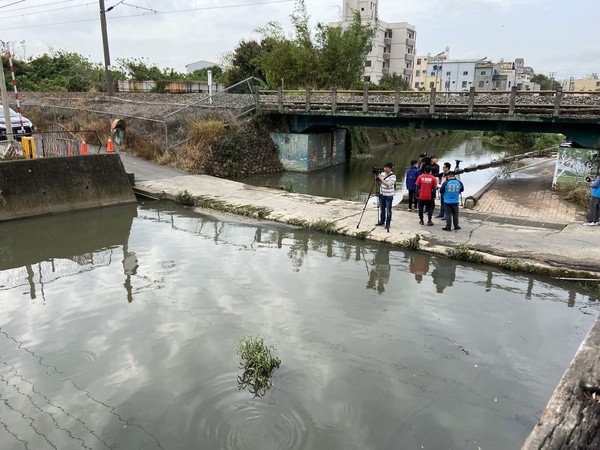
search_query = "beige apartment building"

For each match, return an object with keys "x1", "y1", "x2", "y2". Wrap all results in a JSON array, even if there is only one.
[
  {"x1": 563, "y1": 74, "x2": 600, "y2": 92},
  {"x1": 336, "y1": 0, "x2": 416, "y2": 84}
]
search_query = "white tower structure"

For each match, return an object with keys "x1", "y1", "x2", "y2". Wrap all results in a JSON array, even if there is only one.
[{"x1": 336, "y1": 0, "x2": 416, "y2": 84}]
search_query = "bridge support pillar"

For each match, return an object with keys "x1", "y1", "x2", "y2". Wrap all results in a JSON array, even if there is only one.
[{"x1": 270, "y1": 129, "x2": 347, "y2": 172}]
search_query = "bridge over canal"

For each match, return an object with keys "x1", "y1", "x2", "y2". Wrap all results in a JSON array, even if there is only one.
[{"x1": 256, "y1": 87, "x2": 600, "y2": 149}]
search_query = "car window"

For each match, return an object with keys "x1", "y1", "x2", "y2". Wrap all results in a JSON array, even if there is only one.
[{"x1": 0, "y1": 107, "x2": 18, "y2": 117}]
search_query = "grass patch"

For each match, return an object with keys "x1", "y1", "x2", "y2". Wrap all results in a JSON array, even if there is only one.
[
  {"x1": 355, "y1": 230, "x2": 370, "y2": 240},
  {"x1": 500, "y1": 258, "x2": 521, "y2": 271},
  {"x1": 175, "y1": 189, "x2": 195, "y2": 206},
  {"x1": 0, "y1": 189, "x2": 6, "y2": 207},
  {"x1": 446, "y1": 244, "x2": 484, "y2": 263},
  {"x1": 308, "y1": 219, "x2": 338, "y2": 234},
  {"x1": 288, "y1": 218, "x2": 308, "y2": 227},
  {"x1": 175, "y1": 190, "x2": 272, "y2": 219},
  {"x1": 400, "y1": 233, "x2": 420, "y2": 250},
  {"x1": 237, "y1": 336, "x2": 281, "y2": 397},
  {"x1": 265, "y1": 181, "x2": 295, "y2": 193}
]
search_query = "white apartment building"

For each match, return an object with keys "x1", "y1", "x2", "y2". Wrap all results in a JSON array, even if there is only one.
[
  {"x1": 336, "y1": 0, "x2": 416, "y2": 84},
  {"x1": 426, "y1": 59, "x2": 481, "y2": 92}
]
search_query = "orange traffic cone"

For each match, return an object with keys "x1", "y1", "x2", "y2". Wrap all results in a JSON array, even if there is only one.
[
  {"x1": 81, "y1": 139, "x2": 88, "y2": 155},
  {"x1": 107, "y1": 135, "x2": 114, "y2": 153}
]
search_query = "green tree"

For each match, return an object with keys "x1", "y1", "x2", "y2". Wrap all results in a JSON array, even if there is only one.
[
  {"x1": 223, "y1": 40, "x2": 268, "y2": 86},
  {"x1": 188, "y1": 65, "x2": 224, "y2": 82},
  {"x1": 256, "y1": 0, "x2": 374, "y2": 89},
  {"x1": 531, "y1": 74, "x2": 561, "y2": 90},
  {"x1": 373, "y1": 73, "x2": 411, "y2": 91}
]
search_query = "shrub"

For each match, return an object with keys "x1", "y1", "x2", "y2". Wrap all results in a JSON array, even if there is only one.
[{"x1": 400, "y1": 233, "x2": 420, "y2": 250}]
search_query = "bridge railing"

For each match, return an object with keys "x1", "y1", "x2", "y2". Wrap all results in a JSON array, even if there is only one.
[{"x1": 257, "y1": 87, "x2": 600, "y2": 119}]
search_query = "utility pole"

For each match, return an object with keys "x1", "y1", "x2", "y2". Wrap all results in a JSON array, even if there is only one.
[
  {"x1": 99, "y1": 0, "x2": 114, "y2": 96},
  {"x1": 0, "y1": 55, "x2": 14, "y2": 142}
]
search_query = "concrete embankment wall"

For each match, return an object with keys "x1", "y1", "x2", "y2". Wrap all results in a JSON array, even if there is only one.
[{"x1": 0, "y1": 154, "x2": 136, "y2": 222}]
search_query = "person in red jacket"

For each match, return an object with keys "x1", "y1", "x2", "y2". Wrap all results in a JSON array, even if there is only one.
[{"x1": 415, "y1": 165, "x2": 438, "y2": 226}]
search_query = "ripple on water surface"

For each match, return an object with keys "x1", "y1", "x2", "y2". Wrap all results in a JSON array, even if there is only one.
[
  {"x1": 166, "y1": 372, "x2": 314, "y2": 450},
  {"x1": 44, "y1": 350, "x2": 97, "y2": 379}
]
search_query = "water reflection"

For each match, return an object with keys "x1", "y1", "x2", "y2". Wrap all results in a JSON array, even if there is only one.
[
  {"x1": 239, "y1": 134, "x2": 523, "y2": 202},
  {"x1": 0, "y1": 202, "x2": 598, "y2": 450}
]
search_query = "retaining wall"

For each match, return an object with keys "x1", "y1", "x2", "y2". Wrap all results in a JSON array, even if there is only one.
[{"x1": 0, "y1": 154, "x2": 136, "y2": 222}]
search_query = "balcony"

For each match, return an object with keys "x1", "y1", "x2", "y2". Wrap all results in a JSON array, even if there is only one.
[
  {"x1": 383, "y1": 52, "x2": 390, "y2": 61},
  {"x1": 403, "y1": 68, "x2": 413, "y2": 76},
  {"x1": 384, "y1": 37, "x2": 391, "y2": 46},
  {"x1": 406, "y1": 38, "x2": 416, "y2": 47},
  {"x1": 382, "y1": 68, "x2": 390, "y2": 75},
  {"x1": 405, "y1": 53, "x2": 414, "y2": 62}
]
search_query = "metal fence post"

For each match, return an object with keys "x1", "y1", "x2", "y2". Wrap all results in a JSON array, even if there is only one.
[
  {"x1": 508, "y1": 86, "x2": 517, "y2": 116},
  {"x1": 305, "y1": 87, "x2": 312, "y2": 113},
  {"x1": 467, "y1": 86, "x2": 475, "y2": 115},
  {"x1": 429, "y1": 86, "x2": 436, "y2": 115},
  {"x1": 362, "y1": 86, "x2": 369, "y2": 113},
  {"x1": 394, "y1": 88, "x2": 400, "y2": 114}
]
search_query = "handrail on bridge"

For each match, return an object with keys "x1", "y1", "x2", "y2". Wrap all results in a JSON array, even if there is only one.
[{"x1": 256, "y1": 86, "x2": 600, "y2": 119}]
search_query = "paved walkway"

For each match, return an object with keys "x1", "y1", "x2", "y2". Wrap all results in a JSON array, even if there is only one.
[{"x1": 474, "y1": 158, "x2": 584, "y2": 224}]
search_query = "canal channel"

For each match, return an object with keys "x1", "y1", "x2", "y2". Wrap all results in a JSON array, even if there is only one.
[{"x1": 0, "y1": 195, "x2": 597, "y2": 449}]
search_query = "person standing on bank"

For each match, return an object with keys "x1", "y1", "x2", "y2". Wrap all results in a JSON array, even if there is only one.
[
  {"x1": 583, "y1": 167, "x2": 600, "y2": 226},
  {"x1": 376, "y1": 162, "x2": 396, "y2": 232},
  {"x1": 440, "y1": 171, "x2": 464, "y2": 231},
  {"x1": 416, "y1": 165, "x2": 438, "y2": 226},
  {"x1": 405, "y1": 160, "x2": 420, "y2": 212}
]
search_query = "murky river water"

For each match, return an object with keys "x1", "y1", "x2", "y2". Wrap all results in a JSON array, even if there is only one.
[
  {"x1": 0, "y1": 201, "x2": 597, "y2": 450},
  {"x1": 240, "y1": 134, "x2": 530, "y2": 203}
]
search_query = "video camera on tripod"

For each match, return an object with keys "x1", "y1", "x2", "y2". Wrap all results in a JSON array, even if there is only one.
[
  {"x1": 372, "y1": 167, "x2": 384, "y2": 175},
  {"x1": 419, "y1": 153, "x2": 432, "y2": 167}
]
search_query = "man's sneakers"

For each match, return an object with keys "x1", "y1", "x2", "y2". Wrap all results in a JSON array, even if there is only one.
[
  {"x1": 419, "y1": 219, "x2": 424, "y2": 225},
  {"x1": 442, "y1": 227, "x2": 451, "y2": 231},
  {"x1": 583, "y1": 222, "x2": 598, "y2": 226},
  {"x1": 454, "y1": 226, "x2": 461, "y2": 230},
  {"x1": 375, "y1": 222, "x2": 384, "y2": 226},
  {"x1": 427, "y1": 221, "x2": 434, "y2": 226}
]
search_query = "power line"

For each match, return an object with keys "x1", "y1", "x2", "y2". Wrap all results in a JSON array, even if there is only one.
[
  {"x1": 0, "y1": 0, "x2": 83, "y2": 14},
  {"x1": 0, "y1": 0, "x2": 293, "y2": 23}
]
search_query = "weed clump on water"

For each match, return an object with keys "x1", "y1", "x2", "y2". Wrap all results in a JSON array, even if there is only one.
[
  {"x1": 446, "y1": 244, "x2": 484, "y2": 263},
  {"x1": 400, "y1": 234, "x2": 420, "y2": 250},
  {"x1": 236, "y1": 336, "x2": 281, "y2": 397}
]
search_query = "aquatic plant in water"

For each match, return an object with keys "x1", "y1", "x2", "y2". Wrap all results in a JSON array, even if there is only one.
[{"x1": 236, "y1": 336, "x2": 281, "y2": 397}]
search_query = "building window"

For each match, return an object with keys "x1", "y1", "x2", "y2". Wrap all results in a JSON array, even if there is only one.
[
  {"x1": 463, "y1": 71, "x2": 469, "y2": 76},
  {"x1": 417, "y1": 58, "x2": 421, "y2": 65},
  {"x1": 365, "y1": 60, "x2": 371, "y2": 67},
  {"x1": 415, "y1": 82, "x2": 419, "y2": 88},
  {"x1": 596, "y1": 81, "x2": 600, "y2": 87},
  {"x1": 408, "y1": 32, "x2": 414, "y2": 40},
  {"x1": 429, "y1": 82, "x2": 435, "y2": 88},
  {"x1": 416, "y1": 70, "x2": 420, "y2": 76},
  {"x1": 480, "y1": 71, "x2": 486, "y2": 75},
  {"x1": 478, "y1": 81, "x2": 484, "y2": 88},
  {"x1": 446, "y1": 71, "x2": 451, "y2": 76},
  {"x1": 364, "y1": 76, "x2": 371, "y2": 82},
  {"x1": 462, "y1": 81, "x2": 468, "y2": 88},
  {"x1": 406, "y1": 63, "x2": 411, "y2": 68},
  {"x1": 430, "y1": 71, "x2": 436, "y2": 76}
]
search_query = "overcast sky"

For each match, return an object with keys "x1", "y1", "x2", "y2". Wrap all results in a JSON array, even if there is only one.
[{"x1": 0, "y1": 0, "x2": 597, "y2": 81}]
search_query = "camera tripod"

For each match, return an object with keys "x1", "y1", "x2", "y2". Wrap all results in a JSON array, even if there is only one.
[
  {"x1": 454, "y1": 159, "x2": 464, "y2": 206},
  {"x1": 357, "y1": 176, "x2": 380, "y2": 228}
]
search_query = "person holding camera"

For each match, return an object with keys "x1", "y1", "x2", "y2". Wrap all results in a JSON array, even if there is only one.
[
  {"x1": 375, "y1": 162, "x2": 396, "y2": 232},
  {"x1": 583, "y1": 167, "x2": 600, "y2": 226}
]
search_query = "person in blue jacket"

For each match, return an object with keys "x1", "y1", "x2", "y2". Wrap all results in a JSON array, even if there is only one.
[
  {"x1": 440, "y1": 171, "x2": 464, "y2": 231},
  {"x1": 405, "y1": 160, "x2": 420, "y2": 211},
  {"x1": 583, "y1": 167, "x2": 600, "y2": 226}
]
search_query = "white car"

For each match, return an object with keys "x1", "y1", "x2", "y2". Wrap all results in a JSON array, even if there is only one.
[{"x1": 0, "y1": 106, "x2": 34, "y2": 140}]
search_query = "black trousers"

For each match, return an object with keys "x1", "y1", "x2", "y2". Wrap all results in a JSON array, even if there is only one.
[
  {"x1": 444, "y1": 203, "x2": 459, "y2": 228},
  {"x1": 418, "y1": 199, "x2": 434, "y2": 221}
]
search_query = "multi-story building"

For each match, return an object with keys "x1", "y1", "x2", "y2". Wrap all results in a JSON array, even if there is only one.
[
  {"x1": 426, "y1": 58, "x2": 482, "y2": 92},
  {"x1": 336, "y1": 0, "x2": 416, "y2": 85},
  {"x1": 563, "y1": 74, "x2": 600, "y2": 92},
  {"x1": 414, "y1": 48, "x2": 448, "y2": 90}
]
